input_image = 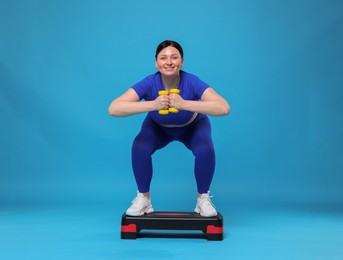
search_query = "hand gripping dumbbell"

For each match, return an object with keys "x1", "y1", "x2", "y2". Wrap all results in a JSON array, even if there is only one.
[{"x1": 158, "y1": 89, "x2": 180, "y2": 115}]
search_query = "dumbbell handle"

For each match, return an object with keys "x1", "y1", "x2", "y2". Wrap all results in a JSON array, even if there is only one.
[{"x1": 158, "y1": 89, "x2": 180, "y2": 115}]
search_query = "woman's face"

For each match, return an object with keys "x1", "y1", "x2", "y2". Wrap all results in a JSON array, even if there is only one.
[{"x1": 155, "y1": 46, "x2": 183, "y2": 77}]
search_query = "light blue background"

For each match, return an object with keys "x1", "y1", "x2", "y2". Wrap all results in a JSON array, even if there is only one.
[
  {"x1": 1, "y1": 0, "x2": 342, "y2": 206},
  {"x1": 1, "y1": 1, "x2": 343, "y2": 259}
]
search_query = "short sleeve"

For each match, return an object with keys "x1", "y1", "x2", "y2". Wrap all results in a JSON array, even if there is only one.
[
  {"x1": 191, "y1": 76, "x2": 209, "y2": 100},
  {"x1": 131, "y1": 78, "x2": 149, "y2": 100}
]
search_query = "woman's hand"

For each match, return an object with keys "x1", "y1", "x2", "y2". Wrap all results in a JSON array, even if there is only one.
[
  {"x1": 154, "y1": 94, "x2": 170, "y2": 111},
  {"x1": 169, "y1": 92, "x2": 184, "y2": 110}
]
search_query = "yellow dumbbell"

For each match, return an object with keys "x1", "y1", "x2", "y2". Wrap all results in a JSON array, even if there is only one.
[
  {"x1": 168, "y1": 89, "x2": 180, "y2": 113},
  {"x1": 158, "y1": 89, "x2": 180, "y2": 115},
  {"x1": 158, "y1": 90, "x2": 169, "y2": 115}
]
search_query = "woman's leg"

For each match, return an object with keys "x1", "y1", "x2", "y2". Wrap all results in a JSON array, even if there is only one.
[
  {"x1": 131, "y1": 117, "x2": 171, "y2": 193},
  {"x1": 180, "y1": 118, "x2": 216, "y2": 194}
]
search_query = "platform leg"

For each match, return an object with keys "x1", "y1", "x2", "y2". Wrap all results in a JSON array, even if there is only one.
[
  {"x1": 206, "y1": 225, "x2": 224, "y2": 241},
  {"x1": 207, "y1": 233, "x2": 223, "y2": 241},
  {"x1": 121, "y1": 223, "x2": 137, "y2": 239},
  {"x1": 121, "y1": 232, "x2": 137, "y2": 239}
]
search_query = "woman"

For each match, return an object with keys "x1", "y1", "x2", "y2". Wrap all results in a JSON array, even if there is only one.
[{"x1": 108, "y1": 40, "x2": 230, "y2": 217}]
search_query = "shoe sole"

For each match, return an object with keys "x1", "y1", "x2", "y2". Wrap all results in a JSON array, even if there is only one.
[
  {"x1": 194, "y1": 205, "x2": 217, "y2": 217},
  {"x1": 141, "y1": 206, "x2": 154, "y2": 216},
  {"x1": 126, "y1": 206, "x2": 154, "y2": 216}
]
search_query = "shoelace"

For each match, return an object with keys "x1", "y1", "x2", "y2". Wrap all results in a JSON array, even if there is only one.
[
  {"x1": 200, "y1": 194, "x2": 216, "y2": 208},
  {"x1": 131, "y1": 195, "x2": 142, "y2": 204},
  {"x1": 131, "y1": 193, "x2": 148, "y2": 205}
]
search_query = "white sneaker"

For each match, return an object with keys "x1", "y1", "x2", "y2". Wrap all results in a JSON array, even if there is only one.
[
  {"x1": 126, "y1": 192, "x2": 154, "y2": 216},
  {"x1": 194, "y1": 191, "x2": 217, "y2": 217}
]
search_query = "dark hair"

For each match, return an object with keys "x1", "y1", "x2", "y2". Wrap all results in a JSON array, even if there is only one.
[{"x1": 155, "y1": 40, "x2": 184, "y2": 59}]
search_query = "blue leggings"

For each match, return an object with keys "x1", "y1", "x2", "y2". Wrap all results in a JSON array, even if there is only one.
[{"x1": 131, "y1": 115, "x2": 215, "y2": 194}]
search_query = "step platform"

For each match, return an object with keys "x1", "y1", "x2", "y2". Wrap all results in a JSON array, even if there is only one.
[{"x1": 121, "y1": 211, "x2": 223, "y2": 240}]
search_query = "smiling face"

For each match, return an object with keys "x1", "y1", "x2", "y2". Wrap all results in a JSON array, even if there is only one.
[{"x1": 155, "y1": 46, "x2": 183, "y2": 77}]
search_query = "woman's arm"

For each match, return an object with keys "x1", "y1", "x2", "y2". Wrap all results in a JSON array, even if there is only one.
[
  {"x1": 108, "y1": 88, "x2": 168, "y2": 117},
  {"x1": 170, "y1": 87, "x2": 230, "y2": 116}
]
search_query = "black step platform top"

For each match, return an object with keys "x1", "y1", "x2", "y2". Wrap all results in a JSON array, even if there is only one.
[{"x1": 123, "y1": 211, "x2": 222, "y2": 220}]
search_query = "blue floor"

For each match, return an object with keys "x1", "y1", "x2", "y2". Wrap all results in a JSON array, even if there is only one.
[{"x1": 1, "y1": 202, "x2": 343, "y2": 259}]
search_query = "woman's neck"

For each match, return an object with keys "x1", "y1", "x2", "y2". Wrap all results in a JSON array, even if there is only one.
[{"x1": 161, "y1": 73, "x2": 180, "y2": 90}]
